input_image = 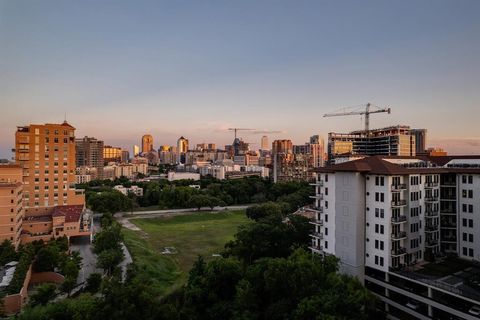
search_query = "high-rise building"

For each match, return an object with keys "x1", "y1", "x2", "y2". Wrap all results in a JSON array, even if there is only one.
[
  {"x1": 328, "y1": 126, "x2": 419, "y2": 164},
  {"x1": 272, "y1": 139, "x2": 293, "y2": 154},
  {"x1": 103, "y1": 145, "x2": 122, "y2": 163},
  {"x1": 0, "y1": 165, "x2": 24, "y2": 249},
  {"x1": 121, "y1": 150, "x2": 130, "y2": 163},
  {"x1": 310, "y1": 155, "x2": 480, "y2": 319},
  {"x1": 133, "y1": 145, "x2": 140, "y2": 157},
  {"x1": 142, "y1": 134, "x2": 154, "y2": 154},
  {"x1": 411, "y1": 129, "x2": 427, "y2": 155},
  {"x1": 293, "y1": 135, "x2": 325, "y2": 168},
  {"x1": 177, "y1": 136, "x2": 189, "y2": 164},
  {"x1": 261, "y1": 135, "x2": 269, "y2": 151},
  {"x1": 75, "y1": 136, "x2": 104, "y2": 179},
  {"x1": 15, "y1": 122, "x2": 85, "y2": 208}
]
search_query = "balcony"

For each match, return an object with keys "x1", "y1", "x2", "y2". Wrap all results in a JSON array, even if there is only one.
[
  {"x1": 425, "y1": 210, "x2": 439, "y2": 217},
  {"x1": 310, "y1": 232, "x2": 323, "y2": 240},
  {"x1": 309, "y1": 245, "x2": 323, "y2": 253},
  {"x1": 391, "y1": 199, "x2": 407, "y2": 207},
  {"x1": 425, "y1": 182, "x2": 439, "y2": 188},
  {"x1": 305, "y1": 206, "x2": 323, "y2": 213},
  {"x1": 310, "y1": 194, "x2": 324, "y2": 200},
  {"x1": 391, "y1": 231, "x2": 407, "y2": 240},
  {"x1": 391, "y1": 247, "x2": 407, "y2": 256},
  {"x1": 425, "y1": 225, "x2": 439, "y2": 232},
  {"x1": 425, "y1": 240, "x2": 439, "y2": 247},
  {"x1": 391, "y1": 183, "x2": 407, "y2": 191},
  {"x1": 310, "y1": 180, "x2": 324, "y2": 187},
  {"x1": 309, "y1": 219, "x2": 324, "y2": 226},
  {"x1": 391, "y1": 215, "x2": 407, "y2": 224},
  {"x1": 425, "y1": 196, "x2": 439, "y2": 203}
]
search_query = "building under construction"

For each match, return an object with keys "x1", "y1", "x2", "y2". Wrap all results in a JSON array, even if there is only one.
[{"x1": 328, "y1": 126, "x2": 426, "y2": 163}]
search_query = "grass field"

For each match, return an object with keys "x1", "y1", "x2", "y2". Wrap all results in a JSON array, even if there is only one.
[{"x1": 122, "y1": 210, "x2": 249, "y2": 294}]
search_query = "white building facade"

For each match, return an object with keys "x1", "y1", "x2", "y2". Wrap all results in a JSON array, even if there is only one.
[{"x1": 310, "y1": 156, "x2": 480, "y2": 319}]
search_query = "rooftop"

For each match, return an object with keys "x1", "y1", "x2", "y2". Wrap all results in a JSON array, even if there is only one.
[
  {"x1": 52, "y1": 204, "x2": 84, "y2": 223},
  {"x1": 315, "y1": 155, "x2": 480, "y2": 175}
]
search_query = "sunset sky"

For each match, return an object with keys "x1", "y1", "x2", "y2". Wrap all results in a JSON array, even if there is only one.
[{"x1": 1, "y1": 0, "x2": 479, "y2": 158}]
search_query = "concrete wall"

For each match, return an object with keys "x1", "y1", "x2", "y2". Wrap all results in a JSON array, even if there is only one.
[
  {"x1": 3, "y1": 265, "x2": 32, "y2": 315},
  {"x1": 334, "y1": 172, "x2": 365, "y2": 280}
]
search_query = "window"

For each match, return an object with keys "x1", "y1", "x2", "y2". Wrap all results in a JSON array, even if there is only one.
[
  {"x1": 375, "y1": 255, "x2": 379, "y2": 265},
  {"x1": 462, "y1": 189, "x2": 467, "y2": 198},
  {"x1": 325, "y1": 241, "x2": 328, "y2": 249},
  {"x1": 463, "y1": 204, "x2": 467, "y2": 212},
  {"x1": 380, "y1": 225, "x2": 384, "y2": 234},
  {"x1": 463, "y1": 218, "x2": 467, "y2": 227},
  {"x1": 380, "y1": 257, "x2": 384, "y2": 266},
  {"x1": 463, "y1": 247, "x2": 467, "y2": 256},
  {"x1": 469, "y1": 248, "x2": 474, "y2": 257},
  {"x1": 325, "y1": 174, "x2": 328, "y2": 182},
  {"x1": 463, "y1": 175, "x2": 467, "y2": 184},
  {"x1": 375, "y1": 239, "x2": 379, "y2": 249},
  {"x1": 381, "y1": 193, "x2": 384, "y2": 202},
  {"x1": 469, "y1": 205, "x2": 474, "y2": 213},
  {"x1": 325, "y1": 187, "x2": 328, "y2": 196},
  {"x1": 380, "y1": 209, "x2": 384, "y2": 218},
  {"x1": 463, "y1": 233, "x2": 468, "y2": 241},
  {"x1": 470, "y1": 234, "x2": 474, "y2": 243},
  {"x1": 469, "y1": 190, "x2": 473, "y2": 198},
  {"x1": 469, "y1": 219, "x2": 474, "y2": 228},
  {"x1": 325, "y1": 228, "x2": 328, "y2": 236},
  {"x1": 325, "y1": 214, "x2": 328, "y2": 223}
]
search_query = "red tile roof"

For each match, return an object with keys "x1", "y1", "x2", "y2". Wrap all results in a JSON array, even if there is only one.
[
  {"x1": 52, "y1": 205, "x2": 84, "y2": 223},
  {"x1": 316, "y1": 155, "x2": 480, "y2": 175}
]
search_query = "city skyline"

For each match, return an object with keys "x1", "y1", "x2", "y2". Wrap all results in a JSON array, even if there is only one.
[{"x1": 1, "y1": 0, "x2": 480, "y2": 157}]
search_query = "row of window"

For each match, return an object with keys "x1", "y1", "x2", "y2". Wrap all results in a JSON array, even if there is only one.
[
  {"x1": 462, "y1": 175, "x2": 474, "y2": 184},
  {"x1": 462, "y1": 233, "x2": 474, "y2": 243},
  {"x1": 462, "y1": 204, "x2": 474, "y2": 213},
  {"x1": 462, "y1": 189, "x2": 474, "y2": 198},
  {"x1": 462, "y1": 218, "x2": 474, "y2": 228},
  {"x1": 462, "y1": 247, "x2": 475, "y2": 257}
]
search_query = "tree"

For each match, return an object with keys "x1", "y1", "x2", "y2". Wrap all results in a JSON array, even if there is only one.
[
  {"x1": 93, "y1": 224, "x2": 123, "y2": 254},
  {"x1": 0, "y1": 240, "x2": 18, "y2": 265},
  {"x1": 85, "y1": 273, "x2": 102, "y2": 293},
  {"x1": 34, "y1": 246, "x2": 59, "y2": 272},
  {"x1": 61, "y1": 276, "x2": 77, "y2": 297},
  {"x1": 246, "y1": 202, "x2": 283, "y2": 221},
  {"x1": 97, "y1": 249, "x2": 124, "y2": 275},
  {"x1": 29, "y1": 283, "x2": 57, "y2": 306}
]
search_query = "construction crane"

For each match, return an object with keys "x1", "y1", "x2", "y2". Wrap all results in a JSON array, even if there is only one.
[
  {"x1": 253, "y1": 130, "x2": 283, "y2": 134},
  {"x1": 228, "y1": 128, "x2": 255, "y2": 140},
  {"x1": 323, "y1": 103, "x2": 391, "y2": 132}
]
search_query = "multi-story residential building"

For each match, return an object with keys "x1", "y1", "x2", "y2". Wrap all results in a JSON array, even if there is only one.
[
  {"x1": 141, "y1": 134, "x2": 154, "y2": 154},
  {"x1": 103, "y1": 145, "x2": 122, "y2": 163},
  {"x1": 75, "y1": 136, "x2": 104, "y2": 179},
  {"x1": 411, "y1": 129, "x2": 427, "y2": 155},
  {"x1": 15, "y1": 122, "x2": 85, "y2": 208},
  {"x1": 121, "y1": 150, "x2": 129, "y2": 163},
  {"x1": 310, "y1": 155, "x2": 480, "y2": 319},
  {"x1": 272, "y1": 139, "x2": 293, "y2": 154},
  {"x1": 327, "y1": 126, "x2": 422, "y2": 164},
  {"x1": 0, "y1": 165, "x2": 24, "y2": 249}
]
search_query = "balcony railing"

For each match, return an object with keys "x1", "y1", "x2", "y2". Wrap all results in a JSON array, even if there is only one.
[
  {"x1": 309, "y1": 180, "x2": 324, "y2": 187},
  {"x1": 425, "y1": 240, "x2": 439, "y2": 247},
  {"x1": 425, "y1": 182, "x2": 439, "y2": 188},
  {"x1": 425, "y1": 210, "x2": 439, "y2": 217},
  {"x1": 391, "y1": 215, "x2": 407, "y2": 223},
  {"x1": 309, "y1": 194, "x2": 324, "y2": 200},
  {"x1": 391, "y1": 183, "x2": 407, "y2": 191},
  {"x1": 309, "y1": 245, "x2": 323, "y2": 253},
  {"x1": 425, "y1": 225, "x2": 439, "y2": 232},
  {"x1": 310, "y1": 232, "x2": 323, "y2": 240},
  {"x1": 425, "y1": 196, "x2": 439, "y2": 202},
  {"x1": 391, "y1": 247, "x2": 407, "y2": 256},
  {"x1": 391, "y1": 231, "x2": 407, "y2": 240},
  {"x1": 309, "y1": 219, "x2": 324, "y2": 226},
  {"x1": 305, "y1": 206, "x2": 323, "y2": 213},
  {"x1": 391, "y1": 199, "x2": 407, "y2": 207}
]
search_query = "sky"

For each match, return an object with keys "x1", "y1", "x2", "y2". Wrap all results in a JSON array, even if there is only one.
[{"x1": 1, "y1": 0, "x2": 479, "y2": 158}]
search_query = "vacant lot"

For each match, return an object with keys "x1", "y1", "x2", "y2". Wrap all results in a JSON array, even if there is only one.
[{"x1": 122, "y1": 210, "x2": 249, "y2": 294}]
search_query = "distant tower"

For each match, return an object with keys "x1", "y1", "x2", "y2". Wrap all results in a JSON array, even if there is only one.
[
  {"x1": 133, "y1": 145, "x2": 140, "y2": 157},
  {"x1": 177, "y1": 136, "x2": 189, "y2": 163},
  {"x1": 309, "y1": 135, "x2": 325, "y2": 167},
  {"x1": 261, "y1": 135, "x2": 269, "y2": 151},
  {"x1": 142, "y1": 134, "x2": 154, "y2": 153}
]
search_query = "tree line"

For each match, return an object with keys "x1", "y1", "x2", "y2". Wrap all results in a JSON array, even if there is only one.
[{"x1": 80, "y1": 176, "x2": 313, "y2": 214}]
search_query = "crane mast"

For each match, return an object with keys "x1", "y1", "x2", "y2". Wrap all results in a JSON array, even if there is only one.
[{"x1": 323, "y1": 103, "x2": 391, "y2": 132}]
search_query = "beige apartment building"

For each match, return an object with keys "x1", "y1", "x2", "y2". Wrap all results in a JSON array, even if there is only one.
[
  {"x1": 0, "y1": 165, "x2": 24, "y2": 249},
  {"x1": 15, "y1": 122, "x2": 85, "y2": 209}
]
